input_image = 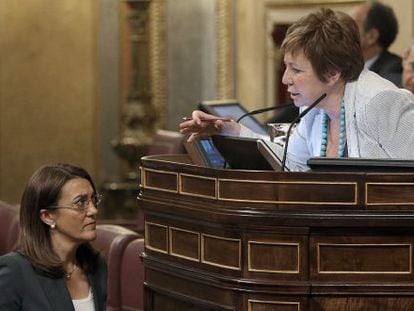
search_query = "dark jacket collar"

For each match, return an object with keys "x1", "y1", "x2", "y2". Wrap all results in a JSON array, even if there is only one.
[{"x1": 36, "y1": 269, "x2": 104, "y2": 311}]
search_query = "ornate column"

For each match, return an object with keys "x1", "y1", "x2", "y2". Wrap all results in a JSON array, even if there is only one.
[
  {"x1": 112, "y1": 0, "x2": 156, "y2": 180},
  {"x1": 100, "y1": 0, "x2": 157, "y2": 230}
]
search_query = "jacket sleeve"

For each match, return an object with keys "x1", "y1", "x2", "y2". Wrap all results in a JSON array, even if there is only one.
[
  {"x1": 0, "y1": 253, "x2": 23, "y2": 309},
  {"x1": 364, "y1": 89, "x2": 414, "y2": 158}
]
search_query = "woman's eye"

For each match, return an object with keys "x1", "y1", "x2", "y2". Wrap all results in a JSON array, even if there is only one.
[
  {"x1": 73, "y1": 199, "x2": 87, "y2": 209},
  {"x1": 292, "y1": 67, "x2": 301, "y2": 73}
]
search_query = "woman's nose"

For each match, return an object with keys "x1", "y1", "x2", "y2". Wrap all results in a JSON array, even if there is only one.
[
  {"x1": 282, "y1": 68, "x2": 290, "y2": 85},
  {"x1": 86, "y1": 204, "x2": 98, "y2": 216}
]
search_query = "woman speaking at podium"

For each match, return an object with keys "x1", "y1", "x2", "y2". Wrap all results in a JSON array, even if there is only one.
[{"x1": 180, "y1": 8, "x2": 414, "y2": 171}]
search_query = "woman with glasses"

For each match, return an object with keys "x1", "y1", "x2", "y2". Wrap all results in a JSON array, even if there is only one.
[{"x1": 0, "y1": 163, "x2": 106, "y2": 310}]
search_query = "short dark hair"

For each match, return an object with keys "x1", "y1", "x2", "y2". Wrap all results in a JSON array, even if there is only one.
[
  {"x1": 364, "y1": 1, "x2": 398, "y2": 49},
  {"x1": 281, "y1": 8, "x2": 364, "y2": 83},
  {"x1": 18, "y1": 163, "x2": 100, "y2": 278}
]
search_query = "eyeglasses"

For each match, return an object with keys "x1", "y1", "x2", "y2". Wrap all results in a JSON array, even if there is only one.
[{"x1": 48, "y1": 193, "x2": 103, "y2": 212}]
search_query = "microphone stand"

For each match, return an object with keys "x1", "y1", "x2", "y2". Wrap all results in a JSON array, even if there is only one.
[{"x1": 280, "y1": 93, "x2": 327, "y2": 172}]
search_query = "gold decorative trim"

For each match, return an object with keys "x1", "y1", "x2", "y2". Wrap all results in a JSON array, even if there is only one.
[
  {"x1": 141, "y1": 168, "x2": 179, "y2": 193},
  {"x1": 366, "y1": 182, "x2": 414, "y2": 206},
  {"x1": 317, "y1": 243, "x2": 413, "y2": 274},
  {"x1": 218, "y1": 179, "x2": 357, "y2": 204},
  {"x1": 216, "y1": 0, "x2": 235, "y2": 99},
  {"x1": 149, "y1": 0, "x2": 167, "y2": 128},
  {"x1": 169, "y1": 226, "x2": 200, "y2": 262},
  {"x1": 179, "y1": 173, "x2": 217, "y2": 199},
  {"x1": 248, "y1": 299, "x2": 300, "y2": 311},
  {"x1": 248, "y1": 241, "x2": 300, "y2": 273},
  {"x1": 145, "y1": 221, "x2": 169, "y2": 254},
  {"x1": 139, "y1": 166, "x2": 143, "y2": 188},
  {"x1": 196, "y1": 99, "x2": 238, "y2": 104},
  {"x1": 201, "y1": 233, "x2": 242, "y2": 270}
]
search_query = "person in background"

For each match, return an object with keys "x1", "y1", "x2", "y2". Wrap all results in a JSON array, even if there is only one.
[
  {"x1": 0, "y1": 163, "x2": 107, "y2": 310},
  {"x1": 180, "y1": 8, "x2": 414, "y2": 172},
  {"x1": 403, "y1": 41, "x2": 414, "y2": 93},
  {"x1": 350, "y1": 1, "x2": 402, "y2": 86}
]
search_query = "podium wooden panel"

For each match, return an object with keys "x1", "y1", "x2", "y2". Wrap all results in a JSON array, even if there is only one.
[{"x1": 138, "y1": 155, "x2": 414, "y2": 311}]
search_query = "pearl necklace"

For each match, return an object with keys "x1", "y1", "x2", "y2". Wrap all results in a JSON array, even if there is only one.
[
  {"x1": 320, "y1": 98, "x2": 346, "y2": 157},
  {"x1": 64, "y1": 264, "x2": 78, "y2": 280}
]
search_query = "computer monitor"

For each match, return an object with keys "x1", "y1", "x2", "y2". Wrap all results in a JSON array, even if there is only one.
[
  {"x1": 184, "y1": 137, "x2": 226, "y2": 168},
  {"x1": 184, "y1": 135, "x2": 282, "y2": 171},
  {"x1": 198, "y1": 99, "x2": 268, "y2": 135},
  {"x1": 211, "y1": 135, "x2": 276, "y2": 170}
]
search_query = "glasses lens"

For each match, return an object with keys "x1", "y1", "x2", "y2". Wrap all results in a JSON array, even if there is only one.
[
  {"x1": 92, "y1": 194, "x2": 102, "y2": 207},
  {"x1": 73, "y1": 199, "x2": 86, "y2": 210}
]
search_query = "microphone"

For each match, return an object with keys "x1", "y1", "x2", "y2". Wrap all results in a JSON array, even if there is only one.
[
  {"x1": 236, "y1": 103, "x2": 295, "y2": 123},
  {"x1": 280, "y1": 93, "x2": 327, "y2": 172}
]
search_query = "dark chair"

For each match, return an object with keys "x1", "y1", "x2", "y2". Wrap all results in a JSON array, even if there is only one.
[
  {"x1": 120, "y1": 238, "x2": 145, "y2": 311},
  {"x1": 0, "y1": 201, "x2": 19, "y2": 255},
  {"x1": 92, "y1": 224, "x2": 141, "y2": 311}
]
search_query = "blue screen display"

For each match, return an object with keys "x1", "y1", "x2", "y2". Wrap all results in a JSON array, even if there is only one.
[{"x1": 199, "y1": 138, "x2": 225, "y2": 168}]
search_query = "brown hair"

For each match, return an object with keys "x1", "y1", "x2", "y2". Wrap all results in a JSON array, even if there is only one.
[
  {"x1": 281, "y1": 8, "x2": 364, "y2": 83},
  {"x1": 18, "y1": 163, "x2": 100, "y2": 278}
]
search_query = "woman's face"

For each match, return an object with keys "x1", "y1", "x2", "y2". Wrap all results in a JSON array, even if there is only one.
[
  {"x1": 282, "y1": 50, "x2": 332, "y2": 108},
  {"x1": 403, "y1": 47, "x2": 414, "y2": 94},
  {"x1": 50, "y1": 177, "x2": 98, "y2": 245}
]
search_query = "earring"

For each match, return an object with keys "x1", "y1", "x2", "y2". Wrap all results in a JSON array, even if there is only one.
[{"x1": 50, "y1": 223, "x2": 56, "y2": 229}]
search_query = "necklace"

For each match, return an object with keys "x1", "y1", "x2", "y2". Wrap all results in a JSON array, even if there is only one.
[
  {"x1": 320, "y1": 98, "x2": 346, "y2": 157},
  {"x1": 64, "y1": 264, "x2": 78, "y2": 280}
]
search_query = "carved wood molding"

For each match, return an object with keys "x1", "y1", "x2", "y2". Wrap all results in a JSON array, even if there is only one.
[
  {"x1": 149, "y1": 0, "x2": 167, "y2": 128},
  {"x1": 216, "y1": 0, "x2": 235, "y2": 100}
]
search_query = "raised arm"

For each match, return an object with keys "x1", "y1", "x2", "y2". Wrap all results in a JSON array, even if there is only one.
[{"x1": 179, "y1": 110, "x2": 241, "y2": 141}]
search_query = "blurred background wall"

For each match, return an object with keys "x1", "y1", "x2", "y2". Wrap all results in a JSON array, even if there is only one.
[
  {"x1": 0, "y1": 1, "x2": 99, "y2": 203},
  {"x1": 0, "y1": 0, "x2": 413, "y2": 204}
]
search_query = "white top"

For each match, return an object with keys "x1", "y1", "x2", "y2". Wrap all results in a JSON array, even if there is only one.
[{"x1": 72, "y1": 289, "x2": 95, "y2": 311}]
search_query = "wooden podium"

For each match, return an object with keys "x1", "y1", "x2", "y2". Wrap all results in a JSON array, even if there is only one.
[{"x1": 138, "y1": 154, "x2": 414, "y2": 311}]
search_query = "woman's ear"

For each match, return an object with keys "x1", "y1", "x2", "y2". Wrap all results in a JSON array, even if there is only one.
[
  {"x1": 325, "y1": 71, "x2": 341, "y2": 85},
  {"x1": 40, "y1": 209, "x2": 56, "y2": 228}
]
